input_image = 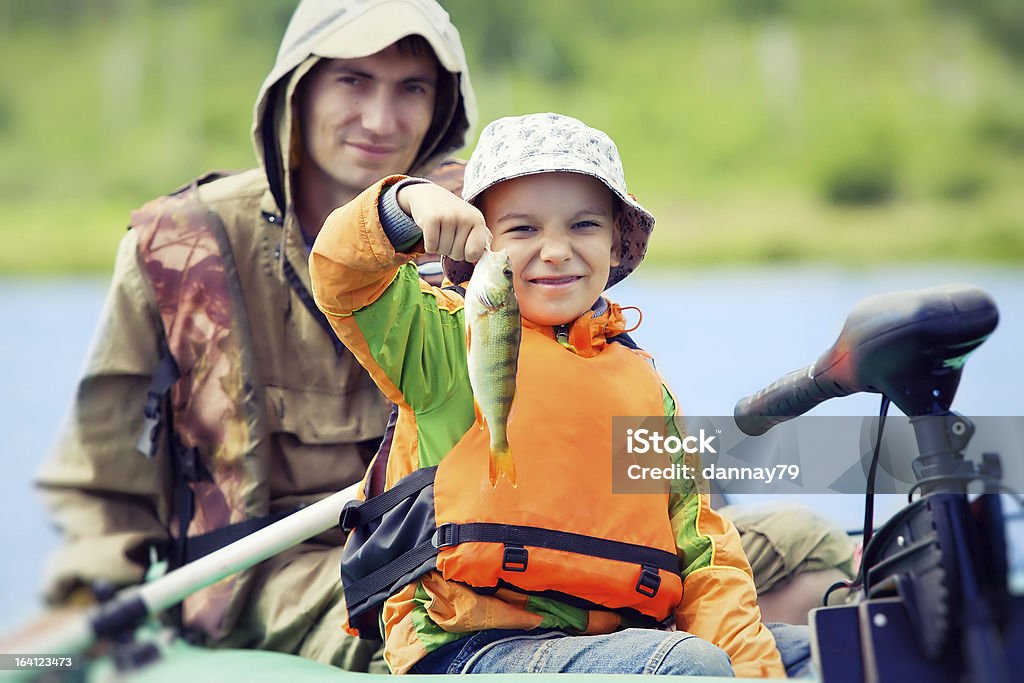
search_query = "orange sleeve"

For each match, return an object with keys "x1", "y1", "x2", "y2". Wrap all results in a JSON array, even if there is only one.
[
  {"x1": 309, "y1": 175, "x2": 414, "y2": 318},
  {"x1": 674, "y1": 499, "x2": 786, "y2": 678}
]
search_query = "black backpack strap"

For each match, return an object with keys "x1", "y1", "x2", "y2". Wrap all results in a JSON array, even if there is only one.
[
  {"x1": 168, "y1": 440, "x2": 209, "y2": 569},
  {"x1": 339, "y1": 466, "x2": 437, "y2": 532},
  {"x1": 135, "y1": 351, "x2": 180, "y2": 458},
  {"x1": 182, "y1": 506, "x2": 303, "y2": 563},
  {"x1": 342, "y1": 539, "x2": 439, "y2": 613},
  {"x1": 134, "y1": 349, "x2": 202, "y2": 570}
]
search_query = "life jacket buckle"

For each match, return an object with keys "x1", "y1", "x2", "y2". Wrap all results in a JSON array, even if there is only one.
[
  {"x1": 501, "y1": 545, "x2": 529, "y2": 572},
  {"x1": 433, "y1": 523, "x2": 460, "y2": 548},
  {"x1": 635, "y1": 565, "x2": 661, "y2": 598}
]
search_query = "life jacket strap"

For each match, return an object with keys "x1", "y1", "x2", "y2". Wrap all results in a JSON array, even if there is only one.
[
  {"x1": 431, "y1": 522, "x2": 678, "y2": 590},
  {"x1": 343, "y1": 539, "x2": 439, "y2": 618},
  {"x1": 343, "y1": 516, "x2": 678, "y2": 621},
  {"x1": 339, "y1": 466, "x2": 437, "y2": 532}
]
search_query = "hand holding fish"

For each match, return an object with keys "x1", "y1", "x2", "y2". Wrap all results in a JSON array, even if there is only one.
[{"x1": 396, "y1": 182, "x2": 490, "y2": 262}]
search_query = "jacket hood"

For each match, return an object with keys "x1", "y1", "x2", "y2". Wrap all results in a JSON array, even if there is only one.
[{"x1": 251, "y1": 0, "x2": 477, "y2": 215}]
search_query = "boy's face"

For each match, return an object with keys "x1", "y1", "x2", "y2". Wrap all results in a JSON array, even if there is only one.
[
  {"x1": 482, "y1": 172, "x2": 621, "y2": 327},
  {"x1": 299, "y1": 43, "x2": 438, "y2": 198}
]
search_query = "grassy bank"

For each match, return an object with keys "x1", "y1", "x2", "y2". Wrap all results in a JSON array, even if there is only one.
[
  {"x1": 6, "y1": 184, "x2": 1022, "y2": 276},
  {"x1": 1, "y1": 0, "x2": 1022, "y2": 274}
]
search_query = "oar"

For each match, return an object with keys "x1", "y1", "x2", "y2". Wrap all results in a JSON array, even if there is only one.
[{"x1": 4, "y1": 482, "x2": 359, "y2": 656}]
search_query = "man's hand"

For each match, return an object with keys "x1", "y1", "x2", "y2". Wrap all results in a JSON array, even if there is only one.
[{"x1": 397, "y1": 183, "x2": 489, "y2": 263}]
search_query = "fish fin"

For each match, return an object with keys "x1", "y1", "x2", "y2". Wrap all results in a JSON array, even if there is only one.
[
  {"x1": 488, "y1": 444, "x2": 517, "y2": 488},
  {"x1": 473, "y1": 400, "x2": 486, "y2": 430}
]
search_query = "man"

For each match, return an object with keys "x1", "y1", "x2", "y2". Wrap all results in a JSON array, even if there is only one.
[{"x1": 36, "y1": 0, "x2": 475, "y2": 670}]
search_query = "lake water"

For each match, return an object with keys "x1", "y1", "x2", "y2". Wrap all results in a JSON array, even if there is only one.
[{"x1": 2, "y1": 265, "x2": 1021, "y2": 630}]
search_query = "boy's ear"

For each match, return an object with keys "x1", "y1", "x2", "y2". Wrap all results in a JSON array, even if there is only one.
[{"x1": 609, "y1": 215, "x2": 623, "y2": 267}]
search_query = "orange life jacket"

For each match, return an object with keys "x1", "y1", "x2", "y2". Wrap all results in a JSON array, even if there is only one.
[{"x1": 340, "y1": 324, "x2": 683, "y2": 637}]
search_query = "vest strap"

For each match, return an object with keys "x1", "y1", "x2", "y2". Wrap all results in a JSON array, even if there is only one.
[
  {"x1": 343, "y1": 539, "x2": 438, "y2": 617},
  {"x1": 281, "y1": 256, "x2": 346, "y2": 357},
  {"x1": 135, "y1": 352, "x2": 180, "y2": 458},
  {"x1": 431, "y1": 522, "x2": 679, "y2": 578},
  {"x1": 339, "y1": 467, "x2": 437, "y2": 532}
]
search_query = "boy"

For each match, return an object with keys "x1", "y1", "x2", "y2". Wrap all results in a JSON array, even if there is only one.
[{"x1": 310, "y1": 113, "x2": 791, "y2": 677}]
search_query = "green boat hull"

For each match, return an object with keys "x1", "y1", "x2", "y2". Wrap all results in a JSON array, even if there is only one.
[{"x1": 78, "y1": 634, "x2": 771, "y2": 682}]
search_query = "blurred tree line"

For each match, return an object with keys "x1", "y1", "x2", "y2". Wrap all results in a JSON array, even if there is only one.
[{"x1": 1, "y1": 0, "x2": 1022, "y2": 271}]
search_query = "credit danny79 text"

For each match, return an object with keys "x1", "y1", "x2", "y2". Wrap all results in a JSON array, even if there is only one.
[{"x1": 623, "y1": 428, "x2": 801, "y2": 484}]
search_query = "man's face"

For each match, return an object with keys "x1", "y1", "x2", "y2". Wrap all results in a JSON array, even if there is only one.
[
  {"x1": 300, "y1": 43, "x2": 438, "y2": 197},
  {"x1": 484, "y1": 172, "x2": 622, "y2": 327}
]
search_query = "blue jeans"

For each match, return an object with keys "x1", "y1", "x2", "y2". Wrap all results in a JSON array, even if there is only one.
[{"x1": 410, "y1": 623, "x2": 812, "y2": 677}]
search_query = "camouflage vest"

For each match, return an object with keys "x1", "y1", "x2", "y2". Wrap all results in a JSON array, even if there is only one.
[{"x1": 132, "y1": 172, "x2": 267, "y2": 638}]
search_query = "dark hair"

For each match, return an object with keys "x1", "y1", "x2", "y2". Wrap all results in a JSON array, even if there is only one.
[
  {"x1": 397, "y1": 35, "x2": 459, "y2": 174},
  {"x1": 395, "y1": 34, "x2": 435, "y2": 58}
]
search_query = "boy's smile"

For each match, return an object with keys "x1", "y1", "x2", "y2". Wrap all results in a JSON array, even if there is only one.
[{"x1": 482, "y1": 172, "x2": 621, "y2": 327}]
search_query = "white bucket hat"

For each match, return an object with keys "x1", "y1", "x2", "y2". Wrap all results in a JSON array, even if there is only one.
[{"x1": 442, "y1": 112, "x2": 655, "y2": 289}]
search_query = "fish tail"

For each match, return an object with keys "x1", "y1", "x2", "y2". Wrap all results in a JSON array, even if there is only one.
[{"x1": 488, "y1": 444, "x2": 517, "y2": 488}]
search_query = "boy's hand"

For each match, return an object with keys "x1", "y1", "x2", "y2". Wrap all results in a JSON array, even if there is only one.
[{"x1": 397, "y1": 182, "x2": 490, "y2": 263}]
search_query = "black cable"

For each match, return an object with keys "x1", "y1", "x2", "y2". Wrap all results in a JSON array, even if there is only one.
[
  {"x1": 861, "y1": 396, "x2": 891, "y2": 557},
  {"x1": 822, "y1": 579, "x2": 852, "y2": 606},
  {"x1": 820, "y1": 395, "x2": 891, "y2": 606}
]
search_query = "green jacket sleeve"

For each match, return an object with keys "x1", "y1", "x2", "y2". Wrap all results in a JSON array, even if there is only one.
[{"x1": 310, "y1": 177, "x2": 475, "y2": 468}]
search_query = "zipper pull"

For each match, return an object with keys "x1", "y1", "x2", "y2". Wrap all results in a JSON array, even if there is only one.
[{"x1": 555, "y1": 324, "x2": 570, "y2": 347}]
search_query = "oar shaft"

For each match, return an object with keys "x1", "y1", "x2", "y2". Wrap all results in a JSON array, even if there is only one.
[
  {"x1": 140, "y1": 484, "x2": 358, "y2": 613},
  {"x1": 14, "y1": 483, "x2": 359, "y2": 655}
]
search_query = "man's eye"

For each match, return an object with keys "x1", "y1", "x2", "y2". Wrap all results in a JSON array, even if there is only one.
[
  {"x1": 573, "y1": 220, "x2": 599, "y2": 229},
  {"x1": 338, "y1": 76, "x2": 361, "y2": 86},
  {"x1": 508, "y1": 225, "x2": 535, "y2": 233},
  {"x1": 406, "y1": 84, "x2": 428, "y2": 95}
]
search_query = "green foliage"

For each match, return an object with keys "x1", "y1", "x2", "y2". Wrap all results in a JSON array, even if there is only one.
[
  {"x1": 937, "y1": 0, "x2": 1024, "y2": 62},
  {"x1": 975, "y1": 104, "x2": 1024, "y2": 155},
  {"x1": 936, "y1": 169, "x2": 989, "y2": 201},
  {"x1": 823, "y1": 154, "x2": 899, "y2": 206},
  {"x1": 1, "y1": 0, "x2": 1022, "y2": 272}
]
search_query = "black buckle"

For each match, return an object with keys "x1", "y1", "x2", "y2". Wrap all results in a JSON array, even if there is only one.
[
  {"x1": 502, "y1": 545, "x2": 529, "y2": 572},
  {"x1": 433, "y1": 523, "x2": 460, "y2": 548},
  {"x1": 143, "y1": 391, "x2": 163, "y2": 421},
  {"x1": 338, "y1": 501, "x2": 362, "y2": 532},
  {"x1": 635, "y1": 565, "x2": 661, "y2": 598}
]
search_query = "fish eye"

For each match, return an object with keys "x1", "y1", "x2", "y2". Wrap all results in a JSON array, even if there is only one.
[{"x1": 502, "y1": 267, "x2": 513, "y2": 279}]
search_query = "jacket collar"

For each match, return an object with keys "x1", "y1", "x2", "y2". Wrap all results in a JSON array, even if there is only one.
[{"x1": 522, "y1": 298, "x2": 633, "y2": 359}]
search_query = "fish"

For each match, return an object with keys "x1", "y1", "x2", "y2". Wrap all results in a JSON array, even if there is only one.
[{"x1": 464, "y1": 246, "x2": 521, "y2": 487}]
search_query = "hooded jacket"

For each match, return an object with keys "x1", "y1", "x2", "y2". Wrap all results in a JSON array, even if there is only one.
[
  {"x1": 309, "y1": 177, "x2": 786, "y2": 678},
  {"x1": 37, "y1": 0, "x2": 476, "y2": 651}
]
